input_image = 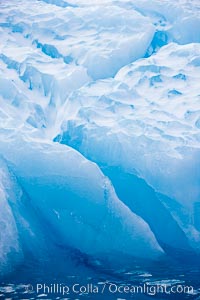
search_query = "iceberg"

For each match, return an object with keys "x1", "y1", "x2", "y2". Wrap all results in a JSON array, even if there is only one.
[
  {"x1": 55, "y1": 43, "x2": 200, "y2": 256},
  {"x1": 0, "y1": 0, "x2": 200, "y2": 285},
  {"x1": 0, "y1": 134, "x2": 163, "y2": 274}
]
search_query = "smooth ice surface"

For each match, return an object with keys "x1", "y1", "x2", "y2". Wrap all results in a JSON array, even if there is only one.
[
  {"x1": 0, "y1": 135, "x2": 163, "y2": 262},
  {"x1": 0, "y1": 0, "x2": 200, "y2": 276},
  {"x1": 0, "y1": 160, "x2": 22, "y2": 274}
]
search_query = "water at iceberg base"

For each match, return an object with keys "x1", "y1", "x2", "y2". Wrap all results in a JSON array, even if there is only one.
[{"x1": 0, "y1": 0, "x2": 200, "y2": 299}]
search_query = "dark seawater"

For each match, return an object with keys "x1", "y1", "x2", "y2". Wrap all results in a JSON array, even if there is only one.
[{"x1": 1, "y1": 252, "x2": 200, "y2": 300}]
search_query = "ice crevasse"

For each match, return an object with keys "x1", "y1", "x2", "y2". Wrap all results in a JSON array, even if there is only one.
[{"x1": 0, "y1": 0, "x2": 200, "y2": 275}]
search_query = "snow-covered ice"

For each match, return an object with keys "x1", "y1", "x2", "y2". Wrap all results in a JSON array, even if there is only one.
[{"x1": 0, "y1": 0, "x2": 200, "y2": 275}]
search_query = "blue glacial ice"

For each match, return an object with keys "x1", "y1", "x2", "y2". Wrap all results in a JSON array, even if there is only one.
[
  {"x1": 0, "y1": 0, "x2": 200, "y2": 278},
  {"x1": 0, "y1": 134, "x2": 164, "y2": 275}
]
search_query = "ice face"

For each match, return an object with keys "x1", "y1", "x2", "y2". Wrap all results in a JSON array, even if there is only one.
[
  {"x1": 0, "y1": 160, "x2": 22, "y2": 275},
  {"x1": 56, "y1": 43, "x2": 200, "y2": 254},
  {"x1": 57, "y1": 43, "x2": 200, "y2": 205},
  {"x1": 0, "y1": 135, "x2": 163, "y2": 272},
  {"x1": 0, "y1": 0, "x2": 200, "y2": 276}
]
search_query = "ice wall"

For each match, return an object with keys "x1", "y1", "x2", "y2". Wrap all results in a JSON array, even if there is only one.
[{"x1": 0, "y1": 0, "x2": 200, "y2": 276}]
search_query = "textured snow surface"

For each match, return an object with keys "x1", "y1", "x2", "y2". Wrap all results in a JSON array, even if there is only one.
[{"x1": 0, "y1": 0, "x2": 200, "y2": 275}]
